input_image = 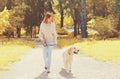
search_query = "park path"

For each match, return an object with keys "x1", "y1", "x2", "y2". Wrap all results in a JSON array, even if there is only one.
[{"x1": 0, "y1": 44, "x2": 120, "y2": 79}]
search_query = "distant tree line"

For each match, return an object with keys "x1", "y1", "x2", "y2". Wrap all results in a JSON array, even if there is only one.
[{"x1": 0, "y1": 0, "x2": 120, "y2": 39}]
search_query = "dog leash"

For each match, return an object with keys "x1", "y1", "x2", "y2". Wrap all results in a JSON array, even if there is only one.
[{"x1": 43, "y1": 44, "x2": 55, "y2": 47}]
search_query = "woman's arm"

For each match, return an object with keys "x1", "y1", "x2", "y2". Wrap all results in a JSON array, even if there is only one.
[
  {"x1": 52, "y1": 22, "x2": 57, "y2": 44},
  {"x1": 39, "y1": 23, "x2": 47, "y2": 46},
  {"x1": 39, "y1": 22, "x2": 44, "y2": 41}
]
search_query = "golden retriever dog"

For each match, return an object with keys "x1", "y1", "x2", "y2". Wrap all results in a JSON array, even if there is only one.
[{"x1": 63, "y1": 46, "x2": 79, "y2": 72}]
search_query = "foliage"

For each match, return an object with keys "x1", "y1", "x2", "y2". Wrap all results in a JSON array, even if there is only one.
[
  {"x1": 54, "y1": 13, "x2": 60, "y2": 25},
  {"x1": 24, "y1": 0, "x2": 54, "y2": 26},
  {"x1": 86, "y1": 0, "x2": 115, "y2": 17},
  {"x1": 0, "y1": 0, "x2": 120, "y2": 39},
  {"x1": 92, "y1": 16, "x2": 118, "y2": 39},
  {"x1": 54, "y1": 14, "x2": 73, "y2": 26},
  {"x1": 9, "y1": 5, "x2": 25, "y2": 28},
  {"x1": 0, "y1": 7, "x2": 10, "y2": 34},
  {"x1": 64, "y1": 15, "x2": 73, "y2": 26},
  {"x1": 86, "y1": 0, "x2": 120, "y2": 39},
  {"x1": 2, "y1": 27, "x2": 14, "y2": 37},
  {"x1": 87, "y1": 28, "x2": 99, "y2": 38},
  {"x1": 56, "y1": 26, "x2": 68, "y2": 35}
]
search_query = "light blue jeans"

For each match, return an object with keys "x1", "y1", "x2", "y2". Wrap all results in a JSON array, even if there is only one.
[{"x1": 43, "y1": 41, "x2": 54, "y2": 71}]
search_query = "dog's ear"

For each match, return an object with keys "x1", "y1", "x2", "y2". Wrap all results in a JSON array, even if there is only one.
[{"x1": 68, "y1": 48, "x2": 72, "y2": 55}]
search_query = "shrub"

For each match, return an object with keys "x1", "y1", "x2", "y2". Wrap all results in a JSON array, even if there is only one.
[
  {"x1": 91, "y1": 16, "x2": 118, "y2": 39},
  {"x1": 2, "y1": 27, "x2": 14, "y2": 38},
  {"x1": 56, "y1": 25, "x2": 68, "y2": 35}
]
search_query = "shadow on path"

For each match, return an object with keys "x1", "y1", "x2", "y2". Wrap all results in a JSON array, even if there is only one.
[
  {"x1": 59, "y1": 68, "x2": 75, "y2": 79},
  {"x1": 34, "y1": 71, "x2": 51, "y2": 79}
]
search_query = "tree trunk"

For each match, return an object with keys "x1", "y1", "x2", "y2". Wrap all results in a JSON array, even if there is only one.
[
  {"x1": 117, "y1": 14, "x2": 120, "y2": 30},
  {"x1": 115, "y1": 0, "x2": 120, "y2": 31},
  {"x1": 60, "y1": 10, "x2": 64, "y2": 28},
  {"x1": 25, "y1": 26, "x2": 28, "y2": 37},
  {"x1": 74, "y1": 19, "x2": 77, "y2": 37},
  {"x1": 6, "y1": 0, "x2": 13, "y2": 10},
  {"x1": 93, "y1": 0, "x2": 96, "y2": 16},
  {"x1": 17, "y1": 26, "x2": 21, "y2": 38},
  {"x1": 73, "y1": 8, "x2": 78, "y2": 37},
  {"x1": 80, "y1": 0, "x2": 88, "y2": 38},
  {"x1": 30, "y1": 26, "x2": 33, "y2": 38},
  {"x1": 59, "y1": 0, "x2": 64, "y2": 28},
  {"x1": 78, "y1": 22, "x2": 80, "y2": 34},
  {"x1": 34, "y1": 26, "x2": 37, "y2": 38},
  {"x1": 7, "y1": 32, "x2": 10, "y2": 41}
]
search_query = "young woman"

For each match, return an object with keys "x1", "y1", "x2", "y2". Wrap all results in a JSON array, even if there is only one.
[{"x1": 39, "y1": 13, "x2": 57, "y2": 73}]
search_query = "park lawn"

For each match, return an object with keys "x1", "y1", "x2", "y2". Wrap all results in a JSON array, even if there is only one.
[
  {"x1": 74, "y1": 40, "x2": 120, "y2": 64},
  {"x1": 58, "y1": 38, "x2": 80, "y2": 48},
  {"x1": 0, "y1": 39, "x2": 35, "y2": 70}
]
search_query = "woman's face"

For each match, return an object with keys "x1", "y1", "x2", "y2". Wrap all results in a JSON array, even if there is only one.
[{"x1": 47, "y1": 16, "x2": 53, "y2": 23}]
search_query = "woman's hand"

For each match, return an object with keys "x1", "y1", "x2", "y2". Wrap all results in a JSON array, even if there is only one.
[
  {"x1": 54, "y1": 43, "x2": 58, "y2": 47},
  {"x1": 40, "y1": 39, "x2": 47, "y2": 46}
]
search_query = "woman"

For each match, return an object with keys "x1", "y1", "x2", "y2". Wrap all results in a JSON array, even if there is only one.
[{"x1": 39, "y1": 13, "x2": 57, "y2": 73}]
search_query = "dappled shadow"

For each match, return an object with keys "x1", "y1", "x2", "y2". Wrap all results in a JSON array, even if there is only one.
[
  {"x1": 59, "y1": 68, "x2": 75, "y2": 79},
  {"x1": 34, "y1": 71, "x2": 51, "y2": 79}
]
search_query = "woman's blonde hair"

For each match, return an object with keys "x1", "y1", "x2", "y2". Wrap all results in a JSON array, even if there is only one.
[{"x1": 43, "y1": 12, "x2": 54, "y2": 23}]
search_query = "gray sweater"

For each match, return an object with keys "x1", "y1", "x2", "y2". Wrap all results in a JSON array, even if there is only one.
[{"x1": 39, "y1": 22, "x2": 57, "y2": 44}]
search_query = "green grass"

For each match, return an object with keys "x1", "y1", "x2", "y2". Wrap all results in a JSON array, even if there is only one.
[
  {"x1": 58, "y1": 38, "x2": 80, "y2": 48},
  {"x1": 74, "y1": 40, "x2": 120, "y2": 63},
  {"x1": 58, "y1": 38, "x2": 120, "y2": 64},
  {"x1": 0, "y1": 39, "x2": 35, "y2": 70}
]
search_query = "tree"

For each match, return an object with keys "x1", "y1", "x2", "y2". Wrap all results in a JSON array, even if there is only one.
[
  {"x1": 58, "y1": 0, "x2": 65, "y2": 28},
  {"x1": 80, "y1": 0, "x2": 88, "y2": 38},
  {"x1": 59, "y1": 0, "x2": 81, "y2": 37},
  {"x1": 115, "y1": 0, "x2": 120, "y2": 30},
  {"x1": 9, "y1": 0, "x2": 25, "y2": 38},
  {"x1": 63, "y1": 0, "x2": 87, "y2": 37},
  {"x1": 6, "y1": 0, "x2": 13, "y2": 10},
  {"x1": 0, "y1": 0, "x2": 7, "y2": 11},
  {"x1": 86, "y1": 0, "x2": 114, "y2": 18},
  {"x1": 24, "y1": 0, "x2": 54, "y2": 38},
  {"x1": 0, "y1": 6, "x2": 10, "y2": 34}
]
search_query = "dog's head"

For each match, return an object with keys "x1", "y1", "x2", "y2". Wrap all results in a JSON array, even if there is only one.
[{"x1": 68, "y1": 46, "x2": 79, "y2": 55}]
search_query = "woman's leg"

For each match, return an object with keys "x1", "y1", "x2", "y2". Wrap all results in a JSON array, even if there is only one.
[
  {"x1": 43, "y1": 46, "x2": 48, "y2": 68},
  {"x1": 47, "y1": 46, "x2": 53, "y2": 71},
  {"x1": 46, "y1": 41, "x2": 54, "y2": 71}
]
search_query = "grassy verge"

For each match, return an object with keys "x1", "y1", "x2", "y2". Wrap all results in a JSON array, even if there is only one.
[
  {"x1": 58, "y1": 38, "x2": 80, "y2": 48},
  {"x1": 74, "y1": 40, "x2": 120, "y2": 64},
  {"x1": 0, "y1": 39, "x2": 35, "y2": 70},
  {"x1": 58, "y1": 38, "x2": 120, "y2": 64}
]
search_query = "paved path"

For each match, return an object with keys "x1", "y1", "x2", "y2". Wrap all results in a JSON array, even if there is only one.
[{"x1": 0, "y1": 45, "x2": 120, "y2": 79}]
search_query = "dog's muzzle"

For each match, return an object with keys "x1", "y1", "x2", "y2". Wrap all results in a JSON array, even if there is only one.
[{"x1": 74, "y1": 50, "x2": 79, "y2": 54}]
